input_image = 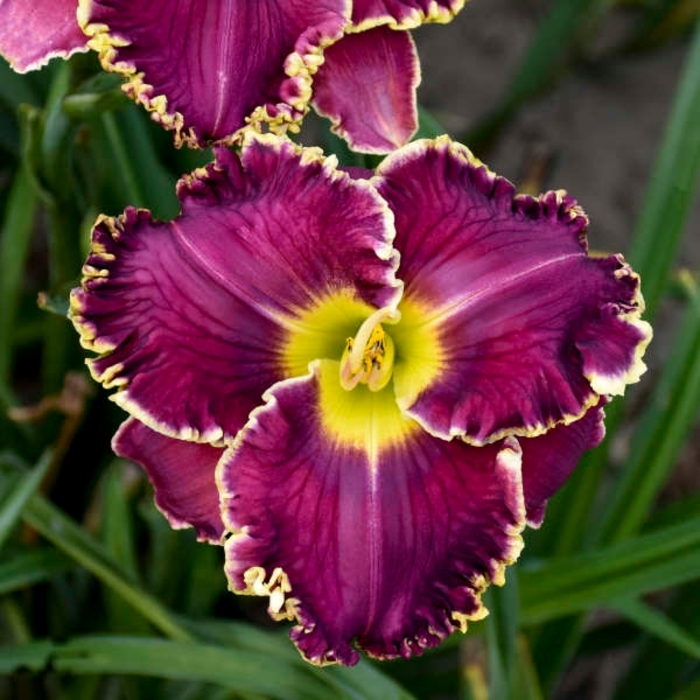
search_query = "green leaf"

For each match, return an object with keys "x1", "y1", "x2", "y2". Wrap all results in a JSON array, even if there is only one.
[
  {"x1": 0, "y1": 549, "x2": 70, "y2": 596},
  {"x1": 22, "y1": 493, "x2": 193, "y2": 642},
  {"x1": 138, "y1": 499, "x2": 207, "y2": 611},
  {"x1": 596, "y1": 290, "x2": 700, "y2": 543},
  {"x1": 612, "y1": 598, "x2": 700, "y2": 659},
  {"x1": 0, "y1": 451, "x2": 51, "y2": 550},
  {"x1": 100, "y1": 461, "x2": 151, "y2": 635},
  {"x1": 41, "y1": 62, "x2": 81, "y2": 206},
  {"x1": 0, "y1": 109, "x2": 20, "y2": 158},
  {"x1": 520, "y1": 516, "x2": 700, "y2": 624},
  {"x1": 322, "y1": 661, "x2": 417, "y2": 700},
  {"x1": 643, "y1": 491, "x2": 700, "y2": 532},
  {"x1": 30, "y1": 64, "x2": 85, "y2": 393},
  {"x1": 0, "y1": 166, "x2": 39, "y2": 386},
  {"x1": 184, "y1": 617, "x2": 416, "y2": 700},
  {"x1": 512, "y1": 635, "x2": 545, "y2": 700},
  {"x1": 0, "y1": 59, "x2": 40, "y2": 111},
  {"x1": 529, "y1": 615, "x2": 586, "y2": 693},
  {"x1": 101, "y1": 461, "x2": 139, "y2": 578},
  {"x1": 101, "y1": 110, "x2": 148, "y2": 208},
  {"x1": 17, "y1": 103, "x2": 54, "y2": 205},
  {"x1": 4, "y1": 634, "x2": 409, "y2": 700},
  {"x1": 671, "y1": 676, "x2": 700, "y2": 700},
  {"x1": 62, "y1": 71, "x2": 127, "y2": 119},
  {"x1": 484, "y1": 576, "x2": 544, "y2": 699},
  {"x1": 51, "y1": 636, "x2": 344, "y2": 700},
  {"x1": 617, "y1": 580, "x2": 700, "y2": 698},
  {"x1": 0, "y1": 640, "x2": 54, "y2": 673},
  {"x1": 182, "y1": 618, "x2": 300, "y2": 660},
  {"x1": 1, "y1": 598, "x2": 31, "y2": 644},
  {"x1": 484, "y1": 578, "x2": 520, "y2": 699},
  {"x1": 114, "y1": 106, "x2": 179, "y2": 219}
]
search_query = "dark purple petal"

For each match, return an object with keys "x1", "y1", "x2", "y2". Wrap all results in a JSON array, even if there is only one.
[
  {"x1": 114, "y1": 417, "x2": 226, "y2": 543},
  {"x1": 351, "y1": 0, "x2": 465, "y2": 28},
  {"x1": 70, "y1": 134, "x2": 399, "y2": 443},
  {"x1": 520, "y1": 399, "x2": 607, "y2": 527},
  {"x1": 220, "y1": 362, "x2": 525, "y2": 665},
  {"x1": 0, "y1": 0, "x2": 87, "y2": 72},
  {"x1": 375, "y1": 137, "x2": 651, "y2": 444},
  {"x1": 79, "y1": 1, "x2": 348, "y2": 147},
  {"x1": 312, "y1": 27, "x2": 419, "y2": 153}
]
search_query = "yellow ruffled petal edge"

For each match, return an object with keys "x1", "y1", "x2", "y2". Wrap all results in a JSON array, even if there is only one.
[{"x1": 350, "y1": 0, "x2": 468, "y2": 33}]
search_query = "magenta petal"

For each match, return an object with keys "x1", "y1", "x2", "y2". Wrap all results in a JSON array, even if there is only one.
[
  {"x1": 351, "y1": 0, "x2": 465, "y2": 28},
  {"x1": 376, "y1": 137, "x2": 651, "y2": 444},
  {"x1": 0, "y1": 0, "x2": 87, "y2": 72},
  {"x1": 80, "y1": 1, "x2": 347, "y2": 147},
  {"x1": 220, "y1": 364, "x2": 525, "y2": 665},
  {"x1": 312, "y1": 27, "x2": 419, "y2": 153},
  {"x1": 114, "y1": 418, "x2": 225, "y2": 543},
  {"x1": 520, "y1": 399, "x2": 607, "y2": 527},
  {"x1": 70, "y1": 135, "x2": 398, "y2": 443},
  {"x1": 574, "y1": 290, "x2": 651, "y2": 396}
]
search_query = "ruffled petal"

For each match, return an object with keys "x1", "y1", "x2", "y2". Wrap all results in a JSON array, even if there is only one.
[
  {"x1": 220, "y1": 361, "x2": 525, "y2": 665},
  {"x1": 0, "y1": 0, "x2": 88, "y2": 72},
  {"x1": 312, "y1": 27, "x2": 419, "y2": 153},
  {"x1": 375, "y1": 136, "x2": 652, "y2": 444},
  {"x1": 351, "y1": 0, "x2": 466, "y2": 29},
  {"x1": 70, "y1": 134, "x2": 399, "y2": 443},
  {"x1": 520, "y1": 399, "x2": 607, "y2": 527},
  {"x1": 113, "y1": 417, "x2": 225, "y2": 543},
  {"x1": 78, "y1": 0, "x2": 349, "y2": 147}
]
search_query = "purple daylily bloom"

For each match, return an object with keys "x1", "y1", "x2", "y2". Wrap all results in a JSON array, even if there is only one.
[
  {"x1": 70, "y1": 133, "x2": 651, "y2": 665},
  {"x1": 0, "y1": 0, "x2": 464, "y2": 152}
]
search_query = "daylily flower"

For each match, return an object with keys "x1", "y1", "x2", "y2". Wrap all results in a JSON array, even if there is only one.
[
  {"x1": 70, "y1": 132, "x2": 651, "y2": 665},
  {"x1": 0, "y1": 0, "x2": 465, "y2": 152}
]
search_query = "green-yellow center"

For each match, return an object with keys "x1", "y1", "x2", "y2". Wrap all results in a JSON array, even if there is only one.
[{"x1": 279, "y1": 292, "x2": 445, "y2": 453}]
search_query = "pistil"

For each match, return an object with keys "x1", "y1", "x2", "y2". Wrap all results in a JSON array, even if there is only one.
[{"x1": 339, "y1": 307, "x2": 400, "y2": 392}]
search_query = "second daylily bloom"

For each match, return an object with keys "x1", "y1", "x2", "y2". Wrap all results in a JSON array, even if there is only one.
[
  {"x1": 0, "y1": 0, "x2": 465, "y2": 152},
  {"x1": 71, "y1": 132, "x2": 651, "y2": 665}
]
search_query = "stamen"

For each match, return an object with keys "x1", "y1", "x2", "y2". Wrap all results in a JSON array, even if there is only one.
[{"x1": 339, "y1": 307, "x2": 400, "y2": 392}]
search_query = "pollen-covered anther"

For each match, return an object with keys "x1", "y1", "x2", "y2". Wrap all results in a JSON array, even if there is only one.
[
  {"x1": 243, "y1": 566, "x2": 294, "y2": 618},
  {"x1": 339, "y1": 307, "x2": 400, "y2": 392}
]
